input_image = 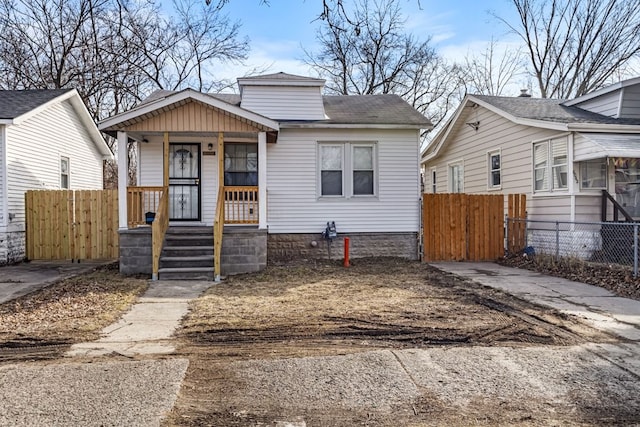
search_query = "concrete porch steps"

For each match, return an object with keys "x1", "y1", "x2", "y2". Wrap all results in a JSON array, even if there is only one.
[{"x1": 159, "y1": 227, "x2": 214, "y2": 280}]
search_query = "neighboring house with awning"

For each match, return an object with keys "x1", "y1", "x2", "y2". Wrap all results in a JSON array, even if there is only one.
[
  {"x1": 100, "y1": 72, "x2": 431, "y2": 280},
  {"x1": 422, "y1": 77, "x2": 640, "y2": 224},
  {"x1": 0, "y1": 89, "x2": 112, "y2": 264}
]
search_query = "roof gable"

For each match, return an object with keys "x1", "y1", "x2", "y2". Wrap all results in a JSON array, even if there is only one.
[
  {"x1": 0, "y1": 89, "x2": 111, "y2": 158},
  {"x1": 99, "y1": 89, "x2": 280, "y2": 133}
]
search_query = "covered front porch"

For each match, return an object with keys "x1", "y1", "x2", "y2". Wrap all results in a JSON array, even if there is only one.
[{"x1": 99, "y1": 90, "x2": 279, "y2": 280}]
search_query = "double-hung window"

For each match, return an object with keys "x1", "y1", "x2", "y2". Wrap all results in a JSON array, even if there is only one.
[
  {"x1": 319, "y1": 142, "x2": 376, "y2": 197},
  {"x1": 224, "y1": 143, "x2": 258, "y2": 186},
  {"x1": 533, "y1": 137, "x2": 568, "y2": 192},
  {"x1": 488, "y1": 151, "x2": 501, "y2": 188},
  {"x1": 449, "y1": 162, "x2": 464, "y2": 193},
  {"x1": 60, "y1": 156, "x2": 70, "y2": 189}
]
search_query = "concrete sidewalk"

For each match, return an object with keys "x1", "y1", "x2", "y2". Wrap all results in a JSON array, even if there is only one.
[
  {"x1": 68, "y1": 280, "x2": 213, "y2": 357},
  {"x1": 0, "y1": 260, "x2": 112, "y2": 304},
  {"x1": 431, "y1": 262, "x2": 640, "y2": 341}
]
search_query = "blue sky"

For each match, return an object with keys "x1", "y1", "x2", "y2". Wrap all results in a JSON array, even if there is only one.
[{"x1": 216, "y1": 0, "x2": 523, "y2": 82}]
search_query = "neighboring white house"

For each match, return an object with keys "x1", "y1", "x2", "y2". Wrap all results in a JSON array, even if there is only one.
[
  {"x1": 99, "y1": 72, "x2": 432, "y2": 278},
  {"x1": 0, "y1": 89, "x2": 112, "y2": 264},
  {"x1": 421, "y1": 77, "x2": 640, "y2": 259}
]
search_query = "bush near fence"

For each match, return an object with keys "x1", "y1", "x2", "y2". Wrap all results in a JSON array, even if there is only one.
[{"x1": 506, "y1": 217, "x2": 640, "y2": 277}]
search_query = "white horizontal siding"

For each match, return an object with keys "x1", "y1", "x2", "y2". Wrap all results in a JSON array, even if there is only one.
[
  {"x1": 620, "y1": 85, "x2": 640, "y2": 119},
  {"x1": 0, "y1": 125, "x2": 5, "y2": 227},
  {"x1": 428, "y1": 107, "x2": 560, "y2": 196},
  {"x1": 241, "y1": 86, "x2": 326, "y2": 120},
  {"x1": 574, "y1": 91, "x2": 620, "y2": 117},
  {"x1": 5, "y1": 100, "x2": 103, "y2": 229},
  {"x1": 139, "y1": 140, "x2": 163, "y2": 186},
  {"x1": 528, "y1": 195, "x2": 572, "y2": 222},
  {"x1": 574, "y1": 194, "x2": 602, "y2": 223},
  {"x1": 267, "y1": 128, "x2": 421, "y2": 233}
]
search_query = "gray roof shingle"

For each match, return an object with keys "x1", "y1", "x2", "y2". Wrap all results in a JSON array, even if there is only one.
[
  {"x1": 474, "y1": 94, "x2": 640, "y2": 125},
  {"x1": 0, "y1": 89, "x2": 73, "y2": 119},
  {"x1": 137, "y1": 91, "x2": 431, "y2": 127}
]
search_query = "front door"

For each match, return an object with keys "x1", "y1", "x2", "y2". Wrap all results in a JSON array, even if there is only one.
[{"x1": 169, "y1": 143, "x2": 201, "y2": 221}]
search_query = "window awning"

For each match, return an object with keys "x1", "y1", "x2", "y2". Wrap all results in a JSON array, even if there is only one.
[{"x1": 574, "y1": 133, "x2": 640, "y2": 161}]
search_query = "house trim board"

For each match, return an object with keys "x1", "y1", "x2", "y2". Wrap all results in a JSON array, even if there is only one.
[
  {"x1": 13, "y1": 90, "x2": 111, "y2": 159},
  {"x1": 423, "y1": 94, "x2": 640, "y2": 163},
  {"x1": 0, "y1": 124, "x2": 6, "y2": 228},
  {"x1": 563, "y1": 76, "x2": 640, "y2": 107},
  {"x1": 258, "y1": 131, "x2": 267, "y2": 230},
  {"x1": 117, "y1": 131, "x2": 128, "y2": 229},
  {"x1": 99, "y1": 89, "x2": 280, "y2": 132}
]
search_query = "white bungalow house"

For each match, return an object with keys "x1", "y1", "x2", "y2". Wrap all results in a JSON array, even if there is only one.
[
  {"x1": 421, "y1": 77, "x2": 640, "y2": 260},
  {"x1": 99, "y1": 72, "x2": 431, "y2": 280},
  {"x1": 0, "y1": 89, "x2": 112, "y2": 264}
]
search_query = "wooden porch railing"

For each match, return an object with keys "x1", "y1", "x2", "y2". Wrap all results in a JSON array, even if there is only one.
[
  {"x1": 127, "y1": 186, "x2": 164, "y2": 228},
  {"x1": 213, "y1": 189, "x2": 224, "y2": 281},
  {"x1": 602, "y1": 190, "x2": 635, "y2": 222},
  {"x1": 152, "y1": 188, "x2": 169, "y2": 281},
  {"x1": 224, "y1": 186, "x2": 259, "y2": 224}
]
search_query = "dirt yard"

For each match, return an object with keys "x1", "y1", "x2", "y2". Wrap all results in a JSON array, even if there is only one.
[
  {"x1": 166, "y1": 258, "x2": 618, "y2": 426},
  {"x1": 0, "y1": 263, "x2": 148, "y2": 363}
]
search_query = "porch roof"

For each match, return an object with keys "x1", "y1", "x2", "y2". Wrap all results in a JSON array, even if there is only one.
[
  {"x1": 575, "y1": 133, "x2": 640, "y2": 161},
  {"x1": 98, "y1": 89, "x2": 279, "y2": 136}
]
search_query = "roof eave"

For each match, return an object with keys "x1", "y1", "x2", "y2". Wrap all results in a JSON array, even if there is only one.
[
  {"x1": 99, "y1": 89, "x2": 279, "y2": 132},
  {"x1": 12, "y1": 89, "x2": 75, "y2": 125},
  {"x1": 567, "y1": 123, "x2": 640, "y2": 132},
  {"x1": 279, "y1": 122, "x2": 431, "y2": 130}
]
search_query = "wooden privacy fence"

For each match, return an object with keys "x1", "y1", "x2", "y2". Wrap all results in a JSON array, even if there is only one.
[
  {"x1": 422, "y1": 193, "x2": 527, "y2": 262},
  {"x1": 25, "y1": 190, "x2": 119, "y2": 260},
  {"x1": 506, "y1": 194, "x2": 527, "y2": 254}
]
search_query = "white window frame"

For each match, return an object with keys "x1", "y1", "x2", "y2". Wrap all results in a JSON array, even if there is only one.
[
  {"x1": 448, "y1": 160, "x2": 464, "y2": 193},
  {"x1": 318, "y1": 142, "x2": 377, "y2": 198},
  {"x1": 488, "y1": 150, "x2": 501, "y2": 190},
  {"x1": 430, "y1": 167, "x2": 437, "y2": 193},
  {"x1": 319, "y1": 143, "x2": 344, "y2": 197},
  {"x1": 579, "y1": 158, "x2": 607, "y2": 191},
  {"x1": 351, "y1": 143, "x2": 376, "y2": 197},
  {"x1": 532, "y1": 136, "x2": 569, "y2": 193},
  {"x1": 60, "y1": 156, "x2": 70, "y2": 189}
]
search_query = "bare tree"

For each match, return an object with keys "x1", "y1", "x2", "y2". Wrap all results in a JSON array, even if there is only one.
[
  {"x1": 497, "y1": 0, "x2": 640, "y2": 98},
  {"x1": 305, "y1": 0, "x2": 462, "y2": 129},
  {"x1": 0, "y1": 0, "x2": 249, "y2": 186},
  {"x1": 461, "y1": 38, "x2": 526, "y2": 96}
]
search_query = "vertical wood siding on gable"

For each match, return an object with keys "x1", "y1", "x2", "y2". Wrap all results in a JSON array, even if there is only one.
[
  {"x1": 125, "y1": 101, "x2": 262, "y2": 133},
  {"x1": 574, "y1": 91, "x2": 620, "y2": 118},
  {"x1": 620, "y1": 85, "x2": 640, "y2": 119},
  {"x1": 5, "y1": 100, "x2": 103, "y2": 230},
  {"x1": 266, "y1": 128, "x2": 421, "y2": 233},
  {"x1": 240, "y1": 86, "x2": 326, "y2": 120},
  {"x1": 427, "y1": 106, "x2": 572, "y2": 221}
]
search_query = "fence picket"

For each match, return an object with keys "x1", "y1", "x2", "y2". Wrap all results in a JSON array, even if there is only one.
[
  {"x1": 25, "y1": 189, "x2": 119, "y2": 260},
  {"x1": 422, "y1": 193, "x2": 525, "y2": 262}
]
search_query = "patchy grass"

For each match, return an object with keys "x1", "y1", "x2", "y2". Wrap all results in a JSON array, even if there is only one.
[
  {"x1": 178, "y1": 258, "x2": 603, "y2": 361},
  {"x1": 0, "y1": 263, "x2": 148, "y2": 345}
]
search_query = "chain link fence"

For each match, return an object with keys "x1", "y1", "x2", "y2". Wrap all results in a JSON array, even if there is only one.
[{"x1": 506, "y1": 218, "x2": 640, "y2": 277}]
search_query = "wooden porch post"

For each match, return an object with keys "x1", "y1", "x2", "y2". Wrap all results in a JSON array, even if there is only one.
[
  {"x1": 218, "y1": 132, "x2": 224, "y2": 198},
  {"x1": 163, "y1": 132, "x2": 169, "y2": 188},
  {"x1": 258, "y1": 131, "x2": 267, "y2": 230},
  {"x1": 117, "y1": 131, "x2": 128, "y2": 229}
]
